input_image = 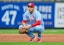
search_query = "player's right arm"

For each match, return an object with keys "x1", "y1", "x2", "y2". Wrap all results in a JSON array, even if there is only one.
[
  {"x1": 19, "y1": 13, "x2": 28, "y2": 34},
  {"x1": 22, "y1": 13, "x2": 27, "y2": 27}
]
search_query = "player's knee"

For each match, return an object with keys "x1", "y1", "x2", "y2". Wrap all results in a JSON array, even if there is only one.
[
  {"x1": 19, "y1": 25, "x2": 23, "y2": 34},
  {"x1": 35, "y1": 26, "x2": 44, "y2": 32},
  {"x1": 35, "y1": 26, "x2": 42, "y2": 30},
  {"x1": 19, "y1": 25, "x2": 23, "y2": 29}
]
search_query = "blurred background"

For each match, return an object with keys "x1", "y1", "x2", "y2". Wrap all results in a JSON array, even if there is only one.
[{"x1": 0, "y1": 0, "x2": 64, "y2": 29}]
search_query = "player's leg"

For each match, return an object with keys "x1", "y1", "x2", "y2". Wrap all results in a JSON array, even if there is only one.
[
  {"x1": 34, "y1": 25, "x2": 44, "y2": 42},
  {"x1": 26, "y1": 27, "x2": 35, "y2": 42},
  {"x1": 19, "y1": 24, "x2": 35, "y2": 38}
]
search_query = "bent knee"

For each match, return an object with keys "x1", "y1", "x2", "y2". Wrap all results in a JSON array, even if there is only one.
[
  {"x1": 35, "y1": 25, "x2": 44, "y2": 32},
  {"x1": 35, "y1": 25, "x2": 43, "y2": 30},
  {"x1": 19, "y1": 25, "x2": 23, "y2": 29}
]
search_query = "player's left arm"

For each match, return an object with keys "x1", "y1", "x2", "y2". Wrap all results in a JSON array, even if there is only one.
[{"x1": 31, "y1": 12, "x2": 41, "y2": 27}]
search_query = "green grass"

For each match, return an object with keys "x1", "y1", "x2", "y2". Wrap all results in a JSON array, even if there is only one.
[
  {"x1": 0, "y1": 29, "x2": 64, "y2": 34},
  {"x1": 0, "y1": 29, "x2": 64, "y2": 45},
  {"x1": 0, "y1": 29, "x2": 18, "y2": 34},
  {"x1": 43, "y1": 29, "x2": 64, "y2": 34},
  {"x1": 0, "y1": 42, "x2": 64, "y2": 45}
]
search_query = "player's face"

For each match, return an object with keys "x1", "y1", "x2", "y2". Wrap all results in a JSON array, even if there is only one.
[{"x1": 28, "y1": 7, "x2": 34, "y2": 13}]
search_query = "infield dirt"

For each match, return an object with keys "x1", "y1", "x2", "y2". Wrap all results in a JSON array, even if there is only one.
[{"x1": 0, "y1": 34, "x2": 64, "y2": 42}]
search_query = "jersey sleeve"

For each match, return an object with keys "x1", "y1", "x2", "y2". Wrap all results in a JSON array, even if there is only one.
[
  {"x1": 22, "y1": 13, "x2": 27, "y2": 23},
  {"x1": 23, "y1": 13, "x2": 27, "y2": 21},
  {"x1": 36, "y1": 12, "x2": 41, "y2": 21}
]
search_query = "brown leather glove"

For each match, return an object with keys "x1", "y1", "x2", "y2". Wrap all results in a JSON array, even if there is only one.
[{"x1": 19, "y1": 28, "x2": 28, "y2": 34}]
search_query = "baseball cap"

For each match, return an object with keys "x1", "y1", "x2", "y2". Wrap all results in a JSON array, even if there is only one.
[{"x1": 28, "y1": 3, "x2": 34, "y2": 8}]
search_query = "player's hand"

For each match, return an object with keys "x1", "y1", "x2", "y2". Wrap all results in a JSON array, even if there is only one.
[{"x1": 24, "y1": 25, "x2": 32, "y2": 29}]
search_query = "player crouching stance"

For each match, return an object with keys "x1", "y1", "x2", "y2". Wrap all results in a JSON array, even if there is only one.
[{"x1": 19, "y1": 2, "x2": 44, "y2": 42}]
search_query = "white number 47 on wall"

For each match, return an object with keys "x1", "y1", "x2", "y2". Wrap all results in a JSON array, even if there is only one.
[{"x1": 1, "y1": 10, "x2": 17, "y2": 25}]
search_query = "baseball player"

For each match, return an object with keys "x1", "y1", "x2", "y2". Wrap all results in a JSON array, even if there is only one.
[{"x1": 19, "y1": 2, "x2": 44, "y2": 42}]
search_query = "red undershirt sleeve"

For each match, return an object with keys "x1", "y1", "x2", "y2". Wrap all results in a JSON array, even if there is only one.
[{"x1": 31, "y1": 20, "x2": 41, "y2": 27}]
